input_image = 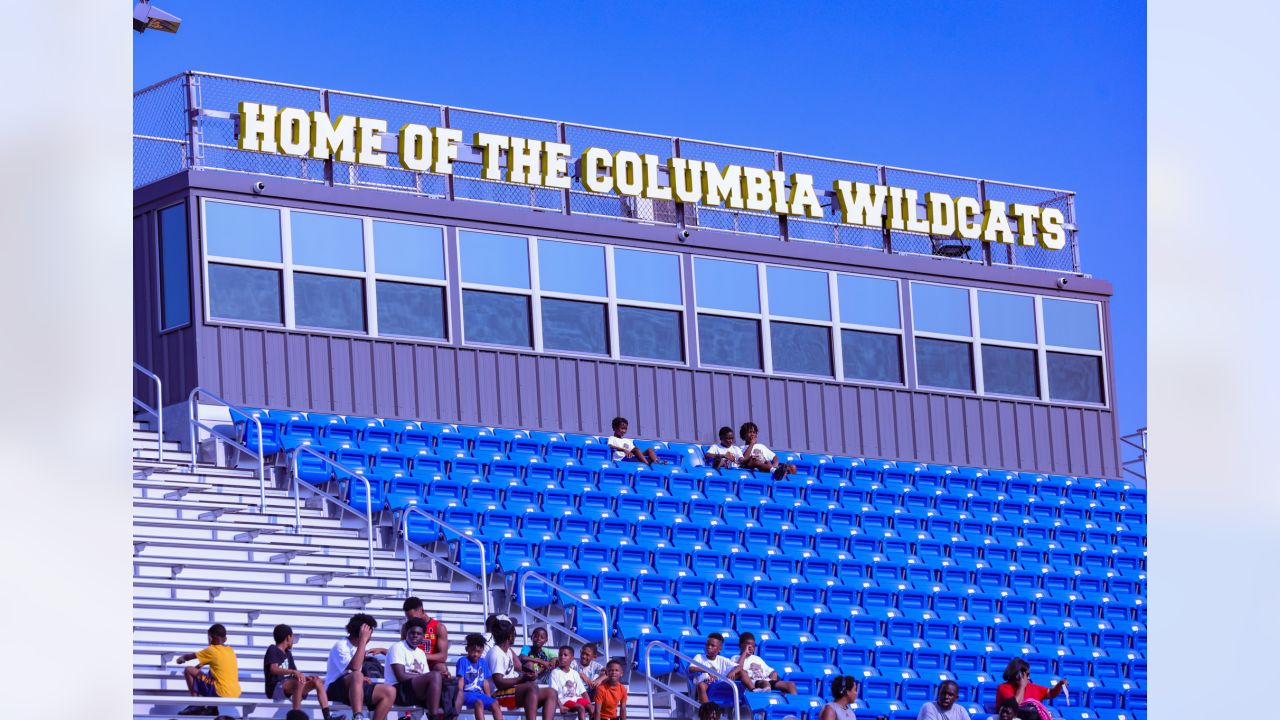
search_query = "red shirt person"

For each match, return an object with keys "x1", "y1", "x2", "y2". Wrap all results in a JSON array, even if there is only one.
[{"x1": 994, "y1": 658, "x2": 1067, "y2": 708}]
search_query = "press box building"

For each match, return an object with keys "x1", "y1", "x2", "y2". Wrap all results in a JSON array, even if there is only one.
[{"x1": 133, "y1": 72, "x2": 1120, "y2": 478}]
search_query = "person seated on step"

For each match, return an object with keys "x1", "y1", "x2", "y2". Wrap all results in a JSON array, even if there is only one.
[
  {"x1": 485, "y1": 620, "x2": 558, "y2": 720},
  {"x1": 737, "y1": 421, "x2": 796, "y2": 480},
  {"x1": 732, "y1": 632, "x2": 796, "y2": 695},
  {"x1": 570, "y1": 643, "x2": 604, "y2": 699},
  {"x1": 388, "y1": 618, "x2": 449, "y2": 719},
  {"x1": 265, "y1": 623, "x2": 343, "y2": 719},
  {"x1": 174, "y1": 622, "x2": 241, "y2": 715},
  {"x1": 606, "y1": 417, "x2": 662, "y2": 467},
  {"x1": 326, "y1": 613, "x2": 396, "y2": 720},
  {"x1": 457, "y1": 633, "x2": 503, "y2": 720},
  {"x1": 403, "y1": 596, "x2": 455, "y2": 719},
  {"x1": 704, "y1": 426, "x2": 744, "y2": 470},
  {"x1": 549, "y1": 645, "x2": 594, "y2": 720},
  {"x1": 688, "y1": 632, "x2": 739, "y2": 704},
  {"x1": 591, "y1": 660, "x2": 628, "y2": 720}
]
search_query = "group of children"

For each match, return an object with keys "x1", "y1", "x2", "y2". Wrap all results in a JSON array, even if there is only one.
[
  {"x1": 171, "y1": 605, "x2": 629, "y2": 720},
  {"x1": 607, "y1": 417, "x2": 798, "y2": 481}
]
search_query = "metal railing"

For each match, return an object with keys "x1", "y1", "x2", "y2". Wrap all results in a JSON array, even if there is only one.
[
  {"x1": 517, "y1": 571, "x2": 612, "y2": 665},
  {"x1": 1121, "y1": 427, "x2": 1148, "y2": 482},
  {"x1": 134, "y1": 71, "x2": 1081, "y2": 275},
  {"x1": 187, "y1": 387, "x2": 266, "y2": 507},
  {"x1": 399, "y1": 506, "x2": 491, "y2": 616},
  {"x1": 288, "y1": 446, "x2": 376, "y2": 573},
  {"x1": 132, "y1": 362, "x2": 163, "y2": 462},
  {"x1": 641, "y1": 639, "x2": 740, "y2": 720}
]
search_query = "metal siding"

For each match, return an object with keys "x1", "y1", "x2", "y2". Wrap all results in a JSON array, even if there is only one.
[{"x1": 189, "y1": 326, "x2": 1124, "y2": 476}]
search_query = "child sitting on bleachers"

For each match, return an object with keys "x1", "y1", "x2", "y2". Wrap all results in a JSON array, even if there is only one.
[
  {"x1": 571, "y1": 643, "x2": 604, "y2": 697},
  {"x1": 732, "y1": 632, "x2": 796, "y2": 695},
  {"x1": 738, "y1": 422, "x2": 796, "y2": 480},
  {"x1": 264, "y1": 623, "x2": 340, "y2": 719},
  {"x1": 606, "y1": 417, "x2": 662, "y2": 466},
  {"x1": 174, "y1": 622, "x2": 241, "y2": 715},
  {"x1": 688, "y1": 632, "x2": 739, "y2": 704},
  {"x1": 549, "y1": 646, "x2": 593, "y2": 720},
  {"x1": 517, "y1": 626, "x2": 555, "y2": 684},
  {"x1": 704, "y1": 426, "x2": 743, "y2": 469},
  {"x1": 457, "y1": 633, "x2": 502, "y2": 720},
  {"x1": 592, "y1": 660, "x2": 628, "y2": 720}
]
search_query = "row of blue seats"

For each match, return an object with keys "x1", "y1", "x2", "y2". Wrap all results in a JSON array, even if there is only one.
[
  {"x1": 371, "y1": 474, "x2": 1146, "y2": 543},
  {"x1": 303, "y1": 442, "x2": 1149, "y2": 514},
  {"x1": 239, "y1": 407, "x2": 1147, "y2": 504}
]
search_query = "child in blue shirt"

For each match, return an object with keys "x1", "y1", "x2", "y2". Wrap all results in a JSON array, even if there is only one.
[{"x1": 457, "y1": 633, "x2": 502, "y2": 720}]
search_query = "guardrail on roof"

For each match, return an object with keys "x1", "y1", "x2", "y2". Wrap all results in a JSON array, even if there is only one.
[{"x1": 134, "y1": 71, "x2": 1081, "y2": 274}]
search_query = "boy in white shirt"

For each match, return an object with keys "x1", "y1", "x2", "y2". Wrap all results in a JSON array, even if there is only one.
[
  {"x1": 688, "y1": 633, "x2": 739, "y2": 703},
  {"x1": 703, "y1": 426, "x2": 744, "y2": 469},
  {"x1": 386, "y1": 618, "x2": 437, "y2": 713},
  {"x1": 570, "y1": 643, "x2": 604, "y2": 697},
  {"x1": 738, "y1": 421, "x2": 796, "y2": 480},
  {"x1": 606, "y1": 417, "x2": 661, "y2": 466},
  {"x1": 549, "y1": 646, "x2": 593, "y2": 720},
  {"x1": 732, "y1": 632, "x2": 796, "y2": 694}
]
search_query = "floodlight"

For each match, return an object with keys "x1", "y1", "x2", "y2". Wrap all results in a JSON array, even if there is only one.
[{"x1": 133, "y1": 1, "x2": 181, "y2": 33}]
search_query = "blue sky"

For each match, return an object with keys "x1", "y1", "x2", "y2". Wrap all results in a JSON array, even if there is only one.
[{"x1": 136, "y1": 1, "x2": 1146, "y2": 432}]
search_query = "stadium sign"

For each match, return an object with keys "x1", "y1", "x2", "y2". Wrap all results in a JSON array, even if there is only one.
[{"x1": 238, "y1": 101, "x2": 1067, "y2": 250}]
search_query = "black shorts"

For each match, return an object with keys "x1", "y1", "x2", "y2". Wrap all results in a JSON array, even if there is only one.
[
  {"x1": 327, "y1": 675, "x2": 378, "y2": 707},
  {"x1": 394, "y1": 680, "x2": 425, "y2": 707}
]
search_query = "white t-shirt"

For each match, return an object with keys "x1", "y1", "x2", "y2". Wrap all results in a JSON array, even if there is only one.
[
  {"x1": 733, "y1": 654, "x2": 775, "y2": 685},
  {"x1": 705, "y1": 443, "x2": 743, "y2": 467},
  {"x1": 385, "y1": 640, "x2": 429, "y2": 683},
  {"x1": 549, "y1": 667, "x2": 588, "y2": 702},
  {"x1": 607, "y1": 436, "x2": 636, "y2": 462},
  {"x1": 326, "y1": 638, "x2": 364, "y2": 687},
  {"x1": 691, "y1": 653, "x2": 736, "y2": 684},
  {"x1": 485, "y1": 645, "x2": 520, "y2": 681},
  {"x1": 741, "y1": 443, "x2": 776, "y2": 463},
  {"x1": 916, "y1": 702, "x2": 968, "y2": 720},
  {"x1": 571, "y1": 658, "x2": 603, "y2": 684}
]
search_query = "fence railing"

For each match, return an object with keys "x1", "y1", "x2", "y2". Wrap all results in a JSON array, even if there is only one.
[
  {"x1": 640, "y1": 639, "x2": 740, "y2": 720},
  {"x1": 1121, "y1": 427, "x2": 1147, "y2": 482},
  {"x1": 134, "y1": 71, "x2": 1081, "y2": 274},
  {"x1": 399, "y1": 506, "x2": 491, "y2": 616},
  {"x1": 187, "y1": 387, "x2": 266, "y2": 507},
  {"x1": 288, "y1": 446, "x2": 376, "y2": 573},
  {"x1": 132, "y1": 362, "x2": 163, "y2": 462},
  {"x1": 517, "y1": 571, "x2": 612, "y2": 665}
]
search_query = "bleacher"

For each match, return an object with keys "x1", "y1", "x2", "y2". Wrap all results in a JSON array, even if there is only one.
[{"x1": 135, "y1": 409, "x2": 1146, "y2": 717}]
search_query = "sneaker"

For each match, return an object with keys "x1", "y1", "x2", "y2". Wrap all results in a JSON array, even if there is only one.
[{"x1": 351, "y1": 713, "x2": 366, "y2": 720}]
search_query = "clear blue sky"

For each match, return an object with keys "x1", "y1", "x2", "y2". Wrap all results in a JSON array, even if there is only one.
[{"x1": 136, "y1": 1, "x2": 1146, "y2": 433}]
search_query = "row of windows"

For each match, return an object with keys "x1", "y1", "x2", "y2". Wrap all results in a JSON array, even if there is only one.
[{"x1": 179, "y1": 199, "x2": 1107, "y2": 406}]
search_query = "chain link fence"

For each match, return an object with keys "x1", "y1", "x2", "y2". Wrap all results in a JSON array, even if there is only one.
[
  {"x1": 134, "y1": 72, "x2": 1081, "y2": 274},
  {"x1": 133, "y1": 76, "x2": 188, "y2": 186}
]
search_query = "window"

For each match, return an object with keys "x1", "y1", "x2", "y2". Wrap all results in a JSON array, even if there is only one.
[
  {"x1": 463, "y1": 290, "x2": 531, "y2": 347},
  {"x1": 694, "y1": 258, "x2": 762, "y2": 370},
  {"x1": 772, "y1": 322, "x2": 832, "y2": 376},
  {"x1": 200, "y1": 200, "x2": 448, "y2": 339},
  {"x1": 537, "y1": 239, "x2": 608, "y2": 355},
  {"x1": 837, "y1": 274, "x2": 903, "y2": 384},
  {"x1": 916, "y1": 337, "x2": 974, "y2": 391},
  {"x1": 542, "y1": 298, "x2": 608, "y2": 354},
  {"x1": 459, "y1": 230, "x2": 530, "y2": 288},
  {"x1": 698, "y1": 314, "x2": 761, "y2": 370},
  {"x1": 765, "y1": 266, "x2": 832, "y2": 377},
  {"x1": 291, "y1": 212, "x2": 364, "y2": 271},
  {"x1": 205, "y1": 201, "x2": 281, "y2": 262},
  {"x1": 371, "y1": 221, "x2": 447, "y2": 339},
  {"x1": 908, "y1": 281, "x2": 1106, "y2": 405},
  {"x1": 842, "y1": 330, "x2": 902, "y2": 383},
  {"x1": 157, "y1": 202, "x2": 190, "y2": 330},
  {"x1": 208, "y1": 263, "x2": 282, "y2": 324},
  {"x1": 615, "y1": 248, "x2": 684, "y2": 363},
  {"x1": 538, "y1": 239, "x2": 606, "y2": 297}
]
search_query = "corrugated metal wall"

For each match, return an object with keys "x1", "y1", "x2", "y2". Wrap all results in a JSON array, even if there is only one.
[{"x1": 197, "y1": 323, "x2": 1121, "y2": 477}]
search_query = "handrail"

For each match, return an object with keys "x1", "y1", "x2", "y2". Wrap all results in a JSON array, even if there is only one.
[
  {"x1": 132, "y1": 362, "x2": 164, "y2": 462},
  {"x1": 641, "y1": 639, "x2": 740, "y2": 720},
  {"x1": 187, "y1": 387, "x2": 266, "y2": 508},
  {"x1": 1120, "y1": 426, "x2": 1148, "y2": 483},
  {"x1": 517, "y1": 571, "x2": 611, "y2": 666},
  {"x1": 399, "y1": 506, "x2": 490, "y2": 617},
  {"x1": 289, "y1": 446, "x2": 375, "y2": 574}
]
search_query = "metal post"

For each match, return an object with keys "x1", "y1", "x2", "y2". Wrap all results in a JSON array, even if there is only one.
[
  {"x1": 642, "y1": 640, "x2": 739, "y2": 720},
  {"x1": 133, "y1": 362, "x2": 164, "y2": 462},
  {"x1": 399, "y1": 507, "x2": 491, "y2": 616},
  {"x1": 518, "y1": 571, "x2": 610, "y2": 663}
]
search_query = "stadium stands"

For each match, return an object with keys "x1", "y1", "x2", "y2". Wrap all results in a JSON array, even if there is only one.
[{"x1": 134, "y1": 409, "x2": 1146, "y2": 719}]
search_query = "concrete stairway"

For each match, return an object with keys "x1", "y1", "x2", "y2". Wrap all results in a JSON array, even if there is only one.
[{"x1": 131, "y1": 422, "x2": 680, "y2": 720}]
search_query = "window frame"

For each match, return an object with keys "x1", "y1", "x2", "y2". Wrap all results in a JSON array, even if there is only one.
[
  {"x1": 155, "y1": 201, "x2": 192, "y2": 334},
  {"x1": 456, "y1": 229, "x2": 688, "y2": 364},
  {"x1": 199, "y1": 198, "x2": 451, "y2": 343},
  {"x1": 908, "y1": 280, "x2": 1108, "y2": 406}
]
